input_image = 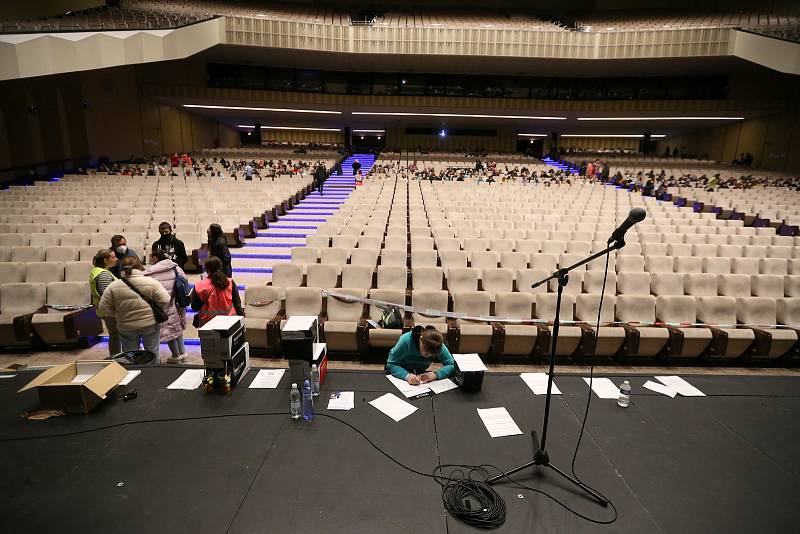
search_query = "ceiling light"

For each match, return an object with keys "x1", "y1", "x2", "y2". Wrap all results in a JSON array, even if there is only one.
[
  {"x1": 184, "y1": 104, "x2": 340, "y2": 115},
  {"x1": 577, "y1": 116, "x2": 744, "y2": 121},
  {"x1": 237, "y1": 125, "x2": 342, "y2": 132},
  {"x1": 561, "y1": 134, "x2": 666, "y2": 138},
  {"x1": 353, "y1": 112, "x2": 566, "y2": 120},
  {"x1": 353, "y1": 129, "x2": 385, "y2": 133},
  {"x1": 518, "y1": 133, "x2": 547, "y2": 137}
]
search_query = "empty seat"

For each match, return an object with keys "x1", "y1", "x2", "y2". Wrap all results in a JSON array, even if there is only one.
[
  {"x1": 446, "y1": 267, "x2": 479, "y2": 293},
  {"x1": 306, "y1": 264, "x2": 338, "y2": 289},
  {"x1": 583, "y1": 271, "x2": 616, "y2": 294},
  {"x1": 31, "y1": 282, "x2": 102, "y2": 345},
  {"x1": 439, "y1": 250, "x2": 467, "y2": 271},
  {"x1": 59, "y1": 234, "x2": 91, "y2": 247},
  {"x1": 436, "y1": 238, "x2": 461, "y2": 251},
  {"x1": 25, "y1": 262, "x2": 65, "y2": 283},
  {"x1": 30, "y1": 234, "x2": 61, "y2": 248},
  {"x1": 575, "y1": 294, "x2": 626, "y2": 356},
  {"x1": 718, "y1": 274, "x2": 751, "y2": 296},
  {"x1": 535, "y1": 293, "x2": 581, "y2": 356},
  {"x1": 743, "y1": 245, "x2": 768, "y2": 259},
  {"x1": 656, "y1": 296, "x2": 711, "y2": 358},
  {"x1": 675, "y1": 256, "x2": 702, "y2": 274},
  {"x1": 64, "y1": 261, "x2": 90, "y2": 282},
  {"x1": 703, "y1": 257, "x2": 731, "y2": 274},
  {"x1": 548, "y1": 270, "x2": 584, "y2": 294},
  {"x1": 383, "y1": 236, "x2": 407, "y2": 250},
  {"x1": 693, "y1": 244, "x2": 717, "y2": 258},
  {"x1": 350, "y1": 248, "x2": 379, "y2": 268},
  {"x1": 515, "y1": 240, "x2": 540, "y2": 255},
  {"x1": 501, "y1": 252, "x2": 528, "y2": 270},
  {"x1": 617, "y1": 272, "x2": 651, "y2": 295},
  {"x1": 531, "y1": 253, "x2": 557, "y2": 272},
  {"x1": 333, "y1": 235, "x2": 358, "y2": 249},
  {"x1": 271, "y1": 263, "x2": 304, "y2": 292},
  {"x1": 411, "y1": 237, "x2": 434, "y2": 250},
  {"x1": 306, "y1": 235, "x2": 330, "y2": 249},
  {"x1": 0, "y1": 234, "x2": 28, "y2": 246},
  {"x1": 341, "y1": 264, "x2": 373, "y2": 289},
  {"x1": 291, "y1": 247, "x2": 319, "y2": 273},
  {"x1": 651, "y1": 273, "x2": 683, "y2": 296},
  {"x1": 733, "y1": 257, "x2": 759, "y2": 275},
  {"x1": 281, "y1": 287, "x2": 323, "y2": 330},
  {"x1": 494, "y1": 292, "x2": 537, "y2": 356},
  {"x1": 482, "y1": 268, "x2": 514, "y2": 299},
  {"x1": 411, "y1": 290, "x2": 449, "y2": 334},
  {"x1": 413, "y1": 267, "x2": 444, "y2": 290},
  {"x1": 411, "y1": 250, "x2": 438, "y2": 269},
  {"x1": 381, "y1": 249, "x2": 407, "y2": 267},
  {"x1": 540, "y1": 240, "x2": 566, "y2": 255},
  {"x1": 760, "y1": 258, "x2": 788, "y2": 276},
  {"x1": 696, "y1": 296, "x2": 754, "y2": 359},
  {"x1": 684, "y1": 273, "x2": 717, "y2": 297},
  {"x1": 618, "y1": 255, "x2": 647, "y2": 272},
  {"x1": 377, "y1": 265, "x2": 407, "y2": 289},
  {"x1": 0, "y1": 262, "x2": 26, "y2": 283},
  {"x1": 11, "y1": 246, "x2": 45, "y2": 263},
  {"x1": 516, "y1": 269, "x2": 549, "y2": 294},
  {"x1": 324, "y1": 288, "x2": 368, "y2": 353},
  {"x1": 471, "y1": 251, "x2": 500, "y2": 271},
  {"x1": 0, "y1": 282, "x2": 47, "y2": 347},
  {"x1": 243, "y1": 286, "x2": 283, "y2": 349},
  {"x1": 751, "y1": 275, "x2": 784, "y2": 298},
  {"x1": 45, "y1": 246, "x2": 79, "y2": 262},
  {"x1": 367, "y1": 289, "x2": 407, "y2": 348},
  {"x1": 615, "y1": 295, "x2": 669, "y2": 358},
  {"x1": 643, "y1": 255, "x2": 672, "y2": 273},
  {"x1": 736, "y1": 297, "x2": 797, "y2": 359},
  {"x1": 450, "y1": 291, "x2": 493, "y2": 354}
]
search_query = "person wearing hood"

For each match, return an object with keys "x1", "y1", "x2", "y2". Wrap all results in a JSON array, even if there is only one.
[
  {"x1": 109, "y1": 234, "x2": 139, "y2": 278},
  {"x1": 99, "y1": 256, "x2": 170, "y2": 359},
  {"x1": 207, "y1": 223, "x2": 232, "y2": 277},
  {"x1": 151, "y1": 222, "x2": 187, "y2": 271},
  {"x1": 386, "y1": 325, "x2": 455, "y2": 385},
  {"x1": 145, "y1": 249, "x2": 188, "y2": 363}
]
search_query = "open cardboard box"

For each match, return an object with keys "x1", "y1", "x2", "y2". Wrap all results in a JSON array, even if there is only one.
[{"x1": 18, "y1": 360, "x2": 128, "y2": 414}]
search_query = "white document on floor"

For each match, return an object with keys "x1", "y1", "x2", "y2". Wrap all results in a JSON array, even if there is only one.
[
  {"x1": 369, "y1": 393, "x2": 418, "y2": 422},
  {"x1": 167, "y1": 369, "x2": 205, "y2": 390},
  {"x1": 520, "y1": 372, "x2": 561, "y2": 395},
  {"x1": 477, "y1": 407, "x2": 523, "y2": 438},
  {"x1": 583, "y1": 377, "x2": 620, "y2": 399},
  {"x1": 654, "y1": 376, "x2": 705, "y2": 397}
]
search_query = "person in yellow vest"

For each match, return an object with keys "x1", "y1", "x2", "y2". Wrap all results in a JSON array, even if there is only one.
[{"x1": 90, "y1": 249, "x2": 121, "y2": 355}]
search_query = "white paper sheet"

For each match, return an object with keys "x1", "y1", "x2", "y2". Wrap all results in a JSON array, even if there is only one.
[
  {"x1": 520, "y1": 373, "x2": 561, "y2": 395},
  {"x1": 167, "y1": 369, "x2": 205, "y2": 390},
  {"x1": 428, "y1": 378, "x2": 459, "y2": 395},
  {"x1": 118, "y1": 370, "x2": 141, "y2": 386},
  {"x1": 369, "y1": 393, "x2": 418, "y2": 422},
  {"x1": 453, "y1": 353, "x2": 488, "y2": 372},
  {"x1": 0, "y1": 374, "x2": 17, "y2": 379},
  {"x1": 477, "y1": 407, "x2": 523, "y2": 438},
  {"x1": 386, "y1": 375, "x2": 432, "y2": 398},
  {"x1": 70, "y1": 373, "x2": 94, "y2": 384},
  {"x1": 655, "y1": 376, "x2": 705, "y2": 397},
  {"x1": 643, "y1": 380, "x2": 677, "y2": 398},
  {"x1": 248, "y1": 369, "x2": 286, "y2": 389},
  {"x1": 327, "y1": 391, "x2": 355, "y2": 411},
  {"x1": 583, "y1": 377, "x2": 621, "y2": 399}
]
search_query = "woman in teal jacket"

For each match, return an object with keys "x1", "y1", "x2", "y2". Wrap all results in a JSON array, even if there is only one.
[{"x1": 386, "y1": 325, "x2": 455, "y2": 385}]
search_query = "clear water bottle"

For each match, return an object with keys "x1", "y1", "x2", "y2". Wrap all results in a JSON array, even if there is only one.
[
  {"x1": 302, "y1": 379, "x2": 315, "y2": 421},
  {"x1": 618, "y1": 380, "x2": 631, "y2": 408},
  {"x1": 310, "y1": 364, "x2": 320, "y2": 397},
  {"x1": 290, "y1": 383, "x2": 301, "y2": 419}
]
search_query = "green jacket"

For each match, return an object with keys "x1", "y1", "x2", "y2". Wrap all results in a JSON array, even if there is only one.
[{"x1": 385, "y1": 329, "x2": 455, "y2": 380}]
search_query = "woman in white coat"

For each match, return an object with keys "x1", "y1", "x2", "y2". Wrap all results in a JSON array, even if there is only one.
[
  {"x1": 145, "y1": 248, "x2": 188, "y2": 363},
  {"x1": 99, "y1": 256, "x2": 170, "y2": 360}
]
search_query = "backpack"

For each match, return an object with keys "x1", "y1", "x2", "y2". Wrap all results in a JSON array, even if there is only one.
[
  {"x1": 378, "y1": 305, "x2": 404, "y2": 329},
  {"x1": 172, "y1": 267, "x2": 191, "y2": 308}
]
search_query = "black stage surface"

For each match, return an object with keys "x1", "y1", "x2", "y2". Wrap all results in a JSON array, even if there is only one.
[{"x1": 1, "y1": 367, "x2": 799, "y2": 533}]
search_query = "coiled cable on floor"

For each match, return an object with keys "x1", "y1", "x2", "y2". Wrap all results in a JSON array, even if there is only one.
[{"x1": 434, "y1": 465, "x2": 506, "y2": 529}]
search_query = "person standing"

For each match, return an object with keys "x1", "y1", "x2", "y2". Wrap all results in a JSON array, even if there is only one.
[
  {"x1": 314, "y1": 163, "x2": 327, "y2": 196},
  {"x1": 99, "y1": 256, "x2": 170, "y2": 360},
  {"x1": 352, "y1": 158, "x2": 361, "y2": 176},
  {"x1": 244, "y1": 162, "x2": 254, "y2": 181},
  {"x1": 145, "y1": 249, "x2": 188, "y2": 363},
  {"x1": 207, "y1": 223, "x2": 232, "y2": 277},
  {"x1": 190, "y1": 256, "x2": 244, "y2": 328},
  {"x1": 109, "y1": 235, "x2": 139, "y2": 278},
  {"x1": 90, "y1": 249, "x2": 121, "y2": 355},
  {"x1": 151, "y1": 222, "x2": 188, "y2": 271}
]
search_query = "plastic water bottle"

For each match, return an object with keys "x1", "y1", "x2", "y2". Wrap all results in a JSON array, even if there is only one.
[
  {"x1": 618, "y1": 380, "x2": 631, "y2": 408},
  {"x1": 310, "y1": 364, "x2": 320, "y2": 397},
  {"x1": 290, "y1": 383, "x2": 301, "y2": 419},
  {"x1": 302, "y1": 379, "x2": 314, "y2": 421}
]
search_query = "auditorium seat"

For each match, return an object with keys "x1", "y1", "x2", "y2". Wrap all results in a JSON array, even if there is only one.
[
  {"x1": 306, "y1": 264, "x2": 338, "y2": 289},
  {"x1": 383, "y1": 236, "x2": 407, "y2": 250},
  {"x1": 244, "y1": 286, "x2": 283, "y2": 350},
  {"x1": 703, "y1": 257, "x2": 731, "y2": 274},
  {"x1": 291, "y1": 247, "x2": 319, "y2": 274},
  {"x1": 751, "y1": 275, "x2": 784, "y2": 298},
  {"x1": 59, "y1": 234, "x2": 91, "y2": 247},
  {"x1": 321, "y1": 247, "x2": 348, "y2": 271},
  {"x1": 531, "y1": 253, "x2": 557, "y2": 272},
  {"x1": 617, "y1": 272, "x2": 651, "y2": 295},
  {"x1": 323, "y1": 288, "x2": 367, "y2": 353},
  {"x1": 25, "y1": 262, "x2": 65, "y2": 283},
  {"x1": 683, "y1": 273, "x2": 717, "y2": 296},
  {"x1": 651, "y1": 273, "x2": 683, "y2": 296},
  {"x1": 535, "y1": 293, "x2": 581, "y2": 356},
  {"x1": 760, "y1": 258, "x2": 788, "y2": 276},
  {"x1": 30, "y1": 234, "x2": 61, "y2": 248},
  {"x1": 367, "y1": 289, "x2": 407, "y2": 348},
  {"x1": 500, "y1": 252, "x2": 528, "y2": 271},
  {"x1": 306, "y1": 235, "x2": 330, "y2": 249},
  {"x1": 574, "y1": 294, "x2": 625, "y2": 357},
  {"x1": 615, "y1": 295, "x2": 669, "y2": 358},
  {"x1": 377, "y1": 265, "x2": 407, "y2": 289},
  {"x1": 350, "y1": 248, "x2": 379, "y2": 268},
  {"x1": 451, "y1": 291, "x2": 493, "y2": 354},
  {"x1": 656, "y1": 296, "x2": 712, "y2": 359},
  {"x1": 583, "y1": 271, "x2": 616, "y2": 293},
  {"x1": 493, "y1": 292, "x2": 537, "y2": 356},
  {"x1": 412, "y1": 267, "x2": 443, "y2": 291},
  {"x1": 482, "y1": 268, "x2": 514, "y2": 299},
  {"x1": 380, "y1": 249, "x2": 407, "y2": 267},
  {"x1": 280, "y1": 287, "x2": 323, "y2": 331},
  {"x1": 0, "y1": 262, "x2": 26, "y2": 283},
  {"x1": 736, "y1": 297, "x2": 797, "y2": 360},
  {"x1": 696, "y1": 296, "x2": 754, "y2": 359},
  {"x1": 64, "y1": 261, "x2": 90, "y2": 282},
  {"x1": 718, "y1": 273, "x2": 751, "y2": 296},
  {"x1": 548, "y1": 270, "x2": 583, "y2": 294},
  {"x1": 333, "y1": 235, "x2": 358, "y2": 250},
  {"x1": 0, "y1": 282, "x2": 47, "y2": 347},
  {"x1": 271, "y1": 263, "x2": 303, "y2": 293},
  {"x1": 0, "y1": 234, "x2": 29, "y2": 247},
  {"x1": 31, "y1": 282, "x2": 101, "y2": 345},
  {"x1": 11, "y1": 246, "x2": 45, "y2": 263},
  {"x1": 471, "y1": 251, "x2": 499, "y2": 271},
  {"x1": 341, "y1": 265, "x2": 373, "y2": 290},
  {"x1": 411, "y1": 290, "x2": 449, "y2": 335},
  {"x1": 411, "y1": 250, "x2": 438, "y2": 269}
]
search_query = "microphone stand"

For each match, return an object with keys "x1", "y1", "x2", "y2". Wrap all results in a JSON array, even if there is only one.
[{"x1": 486, "y1": 237, "x2": 628, "y2": 506}]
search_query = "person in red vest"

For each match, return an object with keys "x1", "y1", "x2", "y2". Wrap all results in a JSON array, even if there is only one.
[{"x1": 190, "y1": 256, "x2": 244, "y2": 328}]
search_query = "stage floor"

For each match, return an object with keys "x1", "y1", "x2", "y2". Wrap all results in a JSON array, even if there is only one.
[{"x1": 1, "y1": 368, "x2": 799, "y2": 533}]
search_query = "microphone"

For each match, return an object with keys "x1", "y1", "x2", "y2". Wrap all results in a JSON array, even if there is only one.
[{"x1": 607, "y1": 207, "x2": 646, "y2": 244}]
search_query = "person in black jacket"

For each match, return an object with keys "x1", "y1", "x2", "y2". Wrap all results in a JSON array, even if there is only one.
[
  {"x1": 314, "y1": 164, "x2": 327, "y2": 195},
  {"x1": 206, "y1": 223, "x2": 232, "y2": 277},
  {"x1": 352, "y1": 159, "x2": 361, "y2": 176},
  {"x1": 151, "y1": 222, "x2": 187, "y2": 270}
]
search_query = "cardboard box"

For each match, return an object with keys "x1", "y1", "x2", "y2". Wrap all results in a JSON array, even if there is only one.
[
  {"x1": 18, "y1": 361, "x2": 128, "y2": 414},
  {"x1": 199, "y1": 315, "x2": 245, "y2": 366},
  {"x1": 203, "y1": 342, "x2": 251, "y2": 391},
  {"x1": 289, "y1": 342, "x2": 327, "y2": 388}
]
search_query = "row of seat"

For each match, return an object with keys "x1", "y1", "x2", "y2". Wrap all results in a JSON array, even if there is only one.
[
  {"x1": 242, "y1": 286, "x2": 799, "y2": 362},
  {"x1": 0, "y1": 262, "x2": 94, "y2": 283},
  {"x1": 0, "y1": 282, "x2": 102, "y2": 348}
]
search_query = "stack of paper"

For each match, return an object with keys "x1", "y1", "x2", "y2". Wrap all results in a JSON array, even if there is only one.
[
  {"x1": 477, "y1": 407, "x2": 523, "y2": 438},
  {"x1": 167, "y1": 369, "x2": 205, "y2": 390},
  {"x1": 248, "y1": 369, "x2": 286, "y2": 389},
  {"x1": 369, "y1": 393, "x2": 418, "y2": 422},
  {"x1": 453, "y1": 353, "x2": 488, "y2": 372},
  {"x1": 386, "y1": 375, "x2": 431, "y2": 398},
  {"x1": 520, "y1": 373, "x2": 561, "y2": 395},
  {"x1": 654, "y1": 376, "x2": 705, "y2": 397},
  {"x1": 327, "y1": 391, "x2": 355, "y2": 411},
  {"x1": 427, "y1": 378, "x2": 459, "y2": 394}
]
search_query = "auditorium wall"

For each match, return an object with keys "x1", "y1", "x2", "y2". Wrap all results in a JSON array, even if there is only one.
[
  {"x1": 385, "y1": 128, "x2": 516, "y2": 152},
  {"x1": 658, "y1": 110, "x2": 800, "y2": 173},
  {"x1": 0, "y1": 63, "x2": 238, "y2": 183},
  {"x1": 0, "y1": 0, "x2": 103, "y2": 20}
]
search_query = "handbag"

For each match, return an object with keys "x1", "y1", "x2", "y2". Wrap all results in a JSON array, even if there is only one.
[
  {"x1": 121, "y1": 278, "x2": 168, "y2": 323},
  {"x1": 378, "y1": 305, "x2": 404, "y2": 329}
]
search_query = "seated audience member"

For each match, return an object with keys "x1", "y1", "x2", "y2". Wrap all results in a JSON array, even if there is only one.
[
  {"x1": 207, "y1": 224, "x2": 232, "y2": 277},
  {"x1": 386, "y1": 325, "x2": 455, "y2": 385},
  {"x1": 151, "y1": 222, "x2": 187, "y2": 270},
  {"x1": 99, "y1": 256, "x2": 170, "y2": 360},
  {"x1": 90, "y1": 249, "x2": 121, "y2": 355},
  {"x1": 190, "y1": 256, "x2": 244, "y2": 328},
  {"x1": 110, "y1": 235, "x2": 139, "y2": 278},
  {"x1": 145, "y1": 249, "x2": 188, "y2": 363}
]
